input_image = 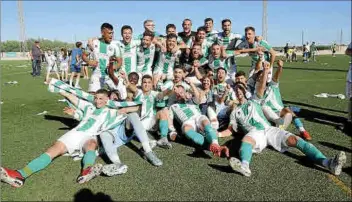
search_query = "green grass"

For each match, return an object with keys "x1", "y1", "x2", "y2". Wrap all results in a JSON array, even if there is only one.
[{"x1": 1, "y1": 55, "x2": 351, "y2": 201}]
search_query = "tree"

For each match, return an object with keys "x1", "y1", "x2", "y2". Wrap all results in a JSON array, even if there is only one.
[{"x1": 1, "y1": 38, "x2": 74, "y2": 52}]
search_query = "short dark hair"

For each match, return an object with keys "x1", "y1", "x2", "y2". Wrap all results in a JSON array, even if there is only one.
[
  {"x1": 204, "y1": 18, "x2": 213, "y2": 23},
  {"x1": 176, "y1": 85, "x2": 185, "y2": 90},
  {"x1": 96, "y1": 89, "x2": 109, "y2": 96},
  {"x1": 216, "y1": 67, "x2": 227, "y2": 74},
  {"x1": 166, "y1": 33, "x2": 177, "y2": 40},
  {"x1": 211, "y1": 42, "x2": 220, "y2": 48},
  {"x1": 76, "y1": 42, "x2": 82, "y2": 48},
  {"x1": 182, "y1": 19, "x2": 192, "y2": 25},
  {"x1": 142, "y1": 74, "x2": 153, "y2": 82},
  {"x1": 166, "y1": 24, "x2": 176, "y2": 31},
  {"x1": 121, "y1": 25, "x2": 133, "y2": 35},
  {"x1": 235, "y1": 70, "x2": 246, "y2": 77},
  {"x1": 101, "y1": 23, "x2": 114, "y2": 31},
  {"x1": 222, "y1": 19, "x2": 231, "y2": 25},
  {"x1": 128, "y1": 72, "x2": 139, "y2": 81},
  {"x1": 197, "y1": 26, "x2": 206, "y2": 33},
  {"x1": 234, "y1": 82, "x2": 247, "y2": 95},
  {"x1": 143, "y1": 31, "x2": 155, "y2": 39},
  {"x1": 174, "y1": 65, "x2": 185, "y2": 72},
  {"x1": 245, "y1": 26, "x2": 255, "y2": 33}
]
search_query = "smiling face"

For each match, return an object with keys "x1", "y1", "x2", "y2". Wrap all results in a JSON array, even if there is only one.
[
  {"x1": 217, "y1": 68, "x2": 226, "y2": 83},
  {"x1": 142, "y1": 35, "x2": 153, "y2": 48},
  {"x1": 173, "y1": 68, "x2": 184, "y2": 83},
  {"x1": 211, "y1": 44, "x2": 221, "y2": 58},
  {"x1": 202, "y1": 77, "x2": 212, "y2": 90},
  {"x1": 128, "y1": 73, "x2": 139, "y2": 85},
  {"x1": 204, "y1": 20, "x2": 213, "y2": 32},
  {"x1": 122, "y1": 28, "x2": 132, "y2": 43},
  {"x1": 234, "y1": 85, "x2": 246, "y2": 102},
  {"x1": 144, "y1": 21, "x2": 155, "y2": 32},
  {"x1": 182, "y1": 20, "x2": 192, "y2": 33},
  {"x1": 94, "y1": 93, "x2": 109, "y2": 108},
  {"x1": 222, "y1": 21, "x2": 231, "y2": 35},
  {"x1": 142, "y1": 77, "x2": 153, "y2": 93},
  {"x1": 166, "y1": 37, "x2": 177, "y2": 51},
  {"x1": 197, "y1": 30, "x2": 206, "y2": 42},
  {"x1": 191, "y1": 44, "x2": 201, "y2": 58}
]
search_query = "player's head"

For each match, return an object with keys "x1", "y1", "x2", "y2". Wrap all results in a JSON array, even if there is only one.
[
  {"x1": 235, "y1": 70, "x2": 247, "y2": 84},
  {"x1": 76, "y1": 42, "x2": 82, "y2": 48},
  {"x1": 201, "y1": 75, "x2": 213, "y2": 90},
  {"x1": 94, "y1": 89, "x2": 109, "y2": 108},
  {"x1": 216, "y1": 67, "x2": 227, "y2": 83},
  {"x1": 121, "y1": 25, "x2": 133, "y2": 43},
  {"x1": 141, "y1": 75, "x2": 153, "y2": 93},
  {"x1": 191, "y1": 43, "x2": 201, "y2": 58},
  {"x1": 144, "y1": 20, "x2": 155, "y2": 32},
  {"x1": 221, "y1": 19, "x2": 231, "y2": 34},
  {"x1": 245, "y1": 26, "x2": 255, "y2": 42},
  {"x1": 175, "y1": 85, "x2": 187, "y2": 102},
  {"x1": 173, "y1": 65, "x2": 185, "y2": 82},
  {"x1": 204, "y1": 18, "x2": 214, "y2": 32},
  {"x1": 166, "y1": 33, "x2": 177, "y2": 51},
  {"x1": 196, "y1": 27, "x2": 206, "y2": 42},
  {"x1": 166, "y1": 24, "x2": 176, "y2": 35},
  {"x1": 142, "y1": 31, "x2": 154, "y2": 48},
  {"x1": 100, "y1": 23, "x2": 114, "y2": 43},
  {"x1": 234, "y1": 82, "x2": 247, "y2": 102},
  {"x1": 61, "y1": 48, "x2": 67, "y2": 57},
  {"x1": 128, "y1": 72, "x2": 139, "y2": 85},
  {"x1": 109, "y1": 90, "x2": 121, "y2": 101},
  {"x1": 211, "y1": 43, "x2": 221, "y2": 58},
  {"x1": 182, "y1": 19, "x2": 192, "y2": 33}
]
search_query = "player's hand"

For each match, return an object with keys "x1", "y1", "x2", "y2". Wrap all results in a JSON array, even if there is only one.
[
  {"x1": 277, "y1": 60, "x2": 284, "y2": 68},
  {"x1": 119, "y1": 71, "x2": 127, "y2": 80},
  {"x1": 234, "y1": 50, "x2": 241, "y2": 55},
  {"x1": 63, "y1": 107, "x2": 75, "y2": 116},
  {"x1": 226, "y1": 84, "x2": 232, "y2": 92},
  {"x1": 263, "y1": 61, "x2": 271, "y2": 73},
  {"x1": 193, "y1": 60, "x2": 200, "y2": 68},
  {"x1": 89, "y1": 60, "x2": 98, "y2": 68}
]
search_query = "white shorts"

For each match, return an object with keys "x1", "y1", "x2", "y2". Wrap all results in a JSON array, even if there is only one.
[
  {"x1": 105, "y1": 77, "x2": 127, "y2": 100},
  {"x1": 58, "y1": 130, "x2": 97, "y2": 159},
  {"x1": 182, "y1": 115, "x2": 209, "y2": 134},
  {"x1": 141, "y1": 116, "x2": 157, "y2": 131},
  {"x1": 46, "y1": 63, "x2": 58, "y2": 73},
  {"x1": 60, "y1": 63, "x2": 68, "y2": 72},
  {"x1": 246, "y1": 126, "x2": 291, "y2": 153}
]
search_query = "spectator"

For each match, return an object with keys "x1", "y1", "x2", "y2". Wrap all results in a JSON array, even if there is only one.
[{"x1": 30, "y1": 41, "x2": 42, "y2": 77}]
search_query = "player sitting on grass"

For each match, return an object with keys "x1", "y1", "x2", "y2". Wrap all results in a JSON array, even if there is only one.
[
  {"x1": 1, "y1": 89, "x2": 126, "y2": 187},
  {"x1": 168, "y1": 83, "x2": 229, "y2": 157},
  {"x1": 226, "y1": 63, "x2": 346, "y2": 177},
  {"x1": 254, "y1": 60, "x2": 312, "y2": 140}
]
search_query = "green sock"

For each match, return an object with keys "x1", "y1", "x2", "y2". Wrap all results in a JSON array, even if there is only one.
[
  {"x1": 17, "y1": 153, "x2": 52, "y2": 178},
  {"x1": 204, "y1": 124, "x2": 217, "y2": 144},
  {"x1": 296, "y1": 137, "x2": 327, "y2": 165},
  {"x1": 240, "y1": 142, "x2": 253, "y2": 164},
  {"x1": 159, "y1": 120, "x2": 168, "y2": 138},
  {"x1": 82, "y1": 150, "x2": 97, "y2": 169},
  {"x1": 185, "y1": 129, "x2": 204, "y2": 146}
]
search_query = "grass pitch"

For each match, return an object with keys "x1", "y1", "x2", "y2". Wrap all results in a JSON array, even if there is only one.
[{"x1": 1, "y1": 55, "x2": 351, "y2": 201}]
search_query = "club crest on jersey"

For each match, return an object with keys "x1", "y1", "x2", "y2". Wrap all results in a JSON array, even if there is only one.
[{"x1": 108, "y1": 46, "x2": 113, "y2": 51}]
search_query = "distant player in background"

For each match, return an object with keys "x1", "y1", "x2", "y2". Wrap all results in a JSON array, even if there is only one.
[
  {"x1": 44, "y1": 50, "x2": 60, "y2": 84},
  {"x1": 60, "y1": 48, "x2": 70, "y2": 82},
  {"x1": 69, "y1": 42, "x2": 83, "y2": 88},
  {"x1": 310, "y1": 42, "x2": 318, "y2": 62},
  {"x1": 81, "y1": 48, "x2": 89, "y2": 79},
  {"x1": 284, "y1": 43, "x2": 289, "y2": 62},
  {"x1": 331, "y1": 43, "x2": 337, "y2": 57},
  {"x1": 291, "y1": 46, "x2": 297, "y2": 62}
]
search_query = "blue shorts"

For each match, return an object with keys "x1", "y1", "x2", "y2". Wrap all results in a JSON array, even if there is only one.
[
  {"x1": 70, "y1": 64, "x2": 81, "y2": 73},
  {"x1": 111, "y1": 122, "x2": 135, "y2": 149}
]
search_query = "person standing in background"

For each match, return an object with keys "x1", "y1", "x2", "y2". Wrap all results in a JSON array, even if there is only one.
[
  {"x1": 309, "y1": 42, "x2": 318, "y2": 62},
  {"x1": 69, "y1": 42, "x2": 83, "y2": 89},
  {"x1": 30, "y1": 41, "x2": 42, "y2": 77}
]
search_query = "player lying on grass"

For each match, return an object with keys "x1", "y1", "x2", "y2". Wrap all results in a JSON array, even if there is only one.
[
  {"x1": 168, "y1": 83, "x2": 229, "y2": 157},
  {"x1": 254, "y1": 60, "x2": 312, "y2": 140},
  {"x1": 1, "y1": 89, "x2": 127, "y2": 187},
  {"x1": 225, "y1": 63, "x2": 346, "y2": 177}
]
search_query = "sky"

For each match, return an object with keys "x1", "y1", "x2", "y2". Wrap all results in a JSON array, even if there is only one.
[{"x1": 1, "y1": 1, "x2": 351, "y2": 47}]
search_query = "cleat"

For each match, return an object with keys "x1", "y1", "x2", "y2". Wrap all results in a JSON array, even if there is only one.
[
  {"x1": 300, "y1": 131, "x2": 312, "y2": 141},
  {"x1": 229, "y1": 157, "x2": 251, "y2": 177},
  {"x1": 209, "y1": 143, "x2": 221, "y2": 157},
  {"x1": 169, "y1": 131, "x2": 178, "y2": 142},
  {"x1": 0, "y1": 167, "x2": 25, "y2": 188},
  {"x1": 157, "y1": 137, "x2": 172, "y2": 149},
  {"x1": 76, "y1": 164, "x2": 102, "y2": 184},
  {"x1": 102, "y1": 163, "x2": 128, "y2": 177},
  {"x1": 144, "y1": 151, "x2": 163, "y2": 167},
  {"x1": 328, "y1": 151, "x2": 346, "y2": 176}
]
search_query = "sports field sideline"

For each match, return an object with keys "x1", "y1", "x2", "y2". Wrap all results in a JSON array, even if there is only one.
[{"x1": 1, "y1": 55, "x2": 351, "y2": 201}]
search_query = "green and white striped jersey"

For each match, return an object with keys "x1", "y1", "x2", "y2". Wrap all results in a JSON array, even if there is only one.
[
  {"x1": 115, "y1": 40, "x2": 141, "y2": 75},
  {"x1": 230, "y1": 99, "x2": 271, "y2": 134},
  {"x1": 154, "y1": 50, "x2": 182, "y2": 80},
  {"x1": 191, "y1": 40, "x2": 212, "y2": 58},
  {"x1": 261, "y1": 81, "x2": 284, "y2": 113},
  {"x1": 183, "y1": 57, "x2": 208, "y2": 73},
  {"x1": 91, "y1": 39, "x2": 121, "y2": 78},
  {"x1": 134, "y1": 89, "x2": 159, "y2": 120},
  {"x1": 169, "y1": 103, "x2": 201, "y2": 123},
  {"x1": 216, "y1": 32, "x2": 243, "y2": 56},
  {"x1": 177, "y1": 36, "x2": 193, "y2": 48},
  {"x1": 206, "y1": 30, "x2": 218, "y2": 44},
  {"x1": 160, "y1": 80, "x2": 190, "y2": 106},
  {"x1": 213, "y1": 82, "x2": 236, "y2": 101},
  {"x1": 208, "y1": 55, "x2": 235, "y2": 72},
  {"x1": 136, "y1": 44, "x2": 156, "y2": 75},
  {"x1": 248, "y1": 40, "x2": 272, "y2": 63},
  {"x1": 74, "y1": 99, "x2": 127, "y2": 134}
]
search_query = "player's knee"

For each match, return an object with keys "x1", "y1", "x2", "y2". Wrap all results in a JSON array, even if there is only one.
[
  {"x1": 158, "y1": 109, "x2": 168, "y2": 120},
  {"x1": 242, "y1": 136, "x2": 255, "y2": 146},
  {"x1": 46, "y1": 141, "x2": 67, "y2": 158},
  {"x1": 286, "y1": 135, "x2": 298, "y2": 147},
  {"x1": 84, "y1": 139, "x2": 98, "y2": 151}
]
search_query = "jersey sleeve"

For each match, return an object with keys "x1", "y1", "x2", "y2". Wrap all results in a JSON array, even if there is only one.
[
  {"x1": 229, "y1": 109, "x2": 238, "y2": 132},
  {"x1": 77, "y1": 98, "x2": 94, "y2": 111},
  {"x1": 160, "y1": 80, "x2": 174, "y2": 92},
  {"x1": 259, "y1": 40, "x2": 272, "y2": 51}
]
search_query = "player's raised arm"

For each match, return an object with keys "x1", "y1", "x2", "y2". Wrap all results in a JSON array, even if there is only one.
[
  {"x1": 272, "y1": 60, "x2": 284, "y2": 83},
  {"x1": 59, "y1": 91, "x2": 79, "y2": 107},
  {"x1": 256, "y1": 61, "x2": 270, "y2": 98}
]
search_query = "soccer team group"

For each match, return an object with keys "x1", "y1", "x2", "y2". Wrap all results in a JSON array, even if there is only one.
[{"x1": 1, "y1": 18, "x2": 347, "y2": 188}]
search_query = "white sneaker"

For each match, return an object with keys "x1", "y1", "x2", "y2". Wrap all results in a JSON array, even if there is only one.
[
  {"x1": 328, "y1": 151, "x2": 346, "y2": 176},
  {"x1": 229, "y1": 157, "x2": 251, "y2": 177},
  {"x1": 74, "y1": 84, "x2": 81, "y2": 89},
  {"x1": 102, "y1": 163, "x2": 128, "y2": 177}
]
